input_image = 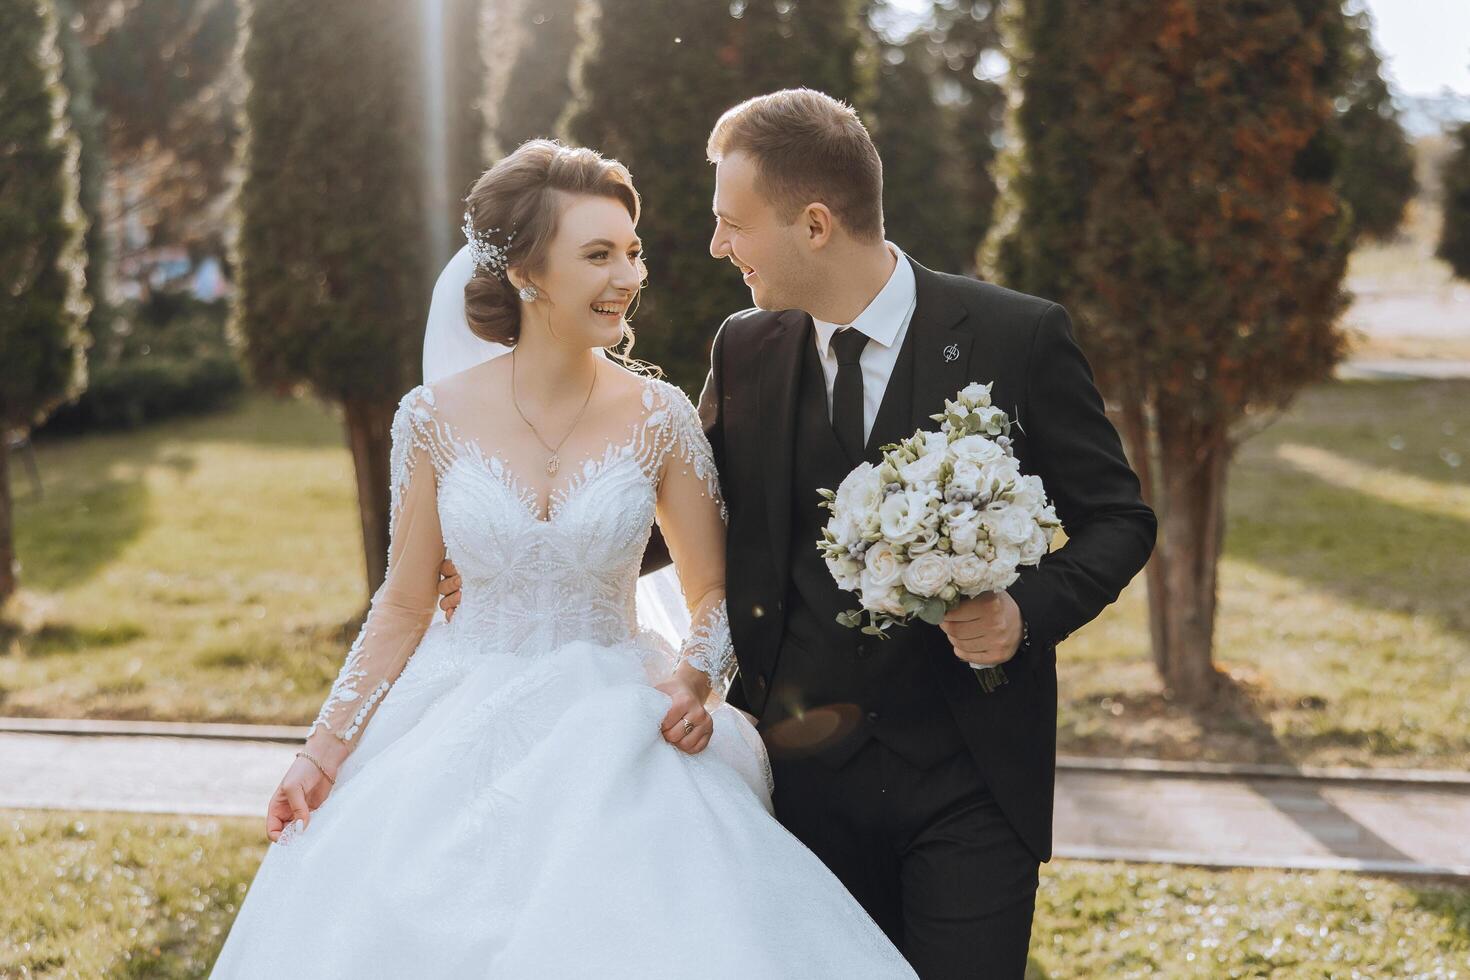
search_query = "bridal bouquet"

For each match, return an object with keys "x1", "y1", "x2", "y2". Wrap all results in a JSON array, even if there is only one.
[{"x1": 816, "y1": 382, "x2": 1060, "y2": 691}]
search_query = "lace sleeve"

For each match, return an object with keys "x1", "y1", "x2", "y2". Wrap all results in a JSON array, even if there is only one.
[
  {"x1": 646, "y1": 381, "x2": 735, "y2": 696},
  {"x1": 308, "y1": 387, "x2": 445, "y2": 746}
]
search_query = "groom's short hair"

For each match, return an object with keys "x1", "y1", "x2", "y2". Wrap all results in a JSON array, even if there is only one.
[{"x1": 707, "y1": 89, "x2": 884, "y2": 242}]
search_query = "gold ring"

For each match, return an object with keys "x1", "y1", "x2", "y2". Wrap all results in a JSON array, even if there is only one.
[{"x1": 681, "y1": 718, "x2": 695, "y2": 736}]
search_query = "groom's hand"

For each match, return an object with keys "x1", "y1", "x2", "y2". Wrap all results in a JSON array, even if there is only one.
[
  {"x1": 437, "y1": 559, "x2": 461, "y2": 622},
  {"x1": 941, "y1": 592, "x2": 1024, "y2": 667}
]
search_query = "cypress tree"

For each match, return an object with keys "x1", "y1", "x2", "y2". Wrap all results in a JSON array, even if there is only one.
[
  {"x1": 55, "y1": 0, "x2": 114, "y2": 346},
  {"x1": 1329, "y1": 5, "x2": 1416, "y2": 241},
  {"x1": 1439, "y1": 121, "x2": 1470, "y2": 281},
  {"x1": 235, "y1": 0, "x2": 484, "y2": 594},
  {"x1": 0, "y1": 0, "x2": 91, "y2": 605},
  {"x1": 565, "y1": 0, "x2": 872, "y2": 393},
  {"x1": 493, "y1": 0, "x2": 583, "y2": 151},
  {"x1": 987, "y1": 0, "x2": 1353, "y2": 703},
  {"x1": 871, "y1": 0, "x2": 1004, "y2": 273}
]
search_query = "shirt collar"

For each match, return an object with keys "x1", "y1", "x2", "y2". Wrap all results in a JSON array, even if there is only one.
[{"x1": 812, "y1": 243, "x2": 916, "y2": 356}]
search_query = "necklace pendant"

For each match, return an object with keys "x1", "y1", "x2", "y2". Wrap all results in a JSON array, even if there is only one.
[{"x1": 546, "y1": 454, "x2": 560, "y2": 476}]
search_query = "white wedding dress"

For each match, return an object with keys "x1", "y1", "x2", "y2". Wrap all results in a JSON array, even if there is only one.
[{"x1": 210, "y1": 369, "x2": 915, "y2": 978}]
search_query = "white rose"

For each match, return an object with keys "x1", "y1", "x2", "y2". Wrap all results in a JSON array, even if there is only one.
[
  {"x1": 834, "y1": 462, "x2": 883, "y2": 519},
  {"x1": 875, "y1": 590, "x2": 908, "y2": 617},
  {"x1": 950, "y1": 434, "x2": 1004, "y2": 465},
  {"x1": 920, "y1": 429, "x2": 950, "y2": 457},
  {"x1": 1011, "y1": 473, "x2": 1047, "y2": 514},
  {"x1": 951, "y1": 553, "x2": 989, "y2": 593},
  {"x1": 988, "y1": 562, "x2": 1020, "y2": 590},
  {"x1": 861, "y1": 541, "x2": 903, "y2": 591},
  {"x1": 992, "y1": 541, "x2": 1021, "y2": 572},
  {"x1": 902, "y1": 551, "x2": 952, "y2": 598},
  {"x1": 1019, "y1": 525, "x2": 1049, "y2": 564},
  {"x1": 982, "y1": 457, "x2": 1021, "y2": 489},
  {"x1": 959, "y1": 381, "x2": 993, "y2": 406},
  {"x1": 826, "y1": 554, "x2": 863, "y2": 591},
  {"x1": 949, "y1": 516, "x2": 981, "y2": 555},
  {"x1": 950, "y1": 459, "x2": 983, "y2": 492},
  {"x1": 823, "y1": 511, "x2": 855, "y2": 548},
  {"x1": 899, "y1": 447, "x2": 948, "y2": 484},
  {"x1": 987, "y1": 511, "x2": 1034, "y2": 549}
]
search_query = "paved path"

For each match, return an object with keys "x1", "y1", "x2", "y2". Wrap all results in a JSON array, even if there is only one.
[
  {"x1": 1336, "y1": 357, "x2": 1470, "y2": 380},
  {"x1": 5, "y1": 729, "x2": 1468, "y2": 877}
]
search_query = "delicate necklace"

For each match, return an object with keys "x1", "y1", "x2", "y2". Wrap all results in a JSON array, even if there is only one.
[{"x1": 511, "y1": 350, "x2": 598, "y2": 476}]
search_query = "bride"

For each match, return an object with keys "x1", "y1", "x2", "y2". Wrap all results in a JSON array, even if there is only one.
[{"x1": 209, "y1": 140, "x2": 915, "y2": 978}]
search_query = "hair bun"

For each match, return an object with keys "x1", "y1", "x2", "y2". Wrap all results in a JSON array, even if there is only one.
[{"x1": 464, "y1": 269, "x2": 520, "y2": 345}]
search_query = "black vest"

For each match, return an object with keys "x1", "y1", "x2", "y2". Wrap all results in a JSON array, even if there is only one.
[{"x1": 762, "y1": 324, "x2": 965, "y2": 769}]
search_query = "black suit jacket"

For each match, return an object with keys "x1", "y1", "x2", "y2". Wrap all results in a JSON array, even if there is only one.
[{"x1": 651, "y1": 259, "x2": 1155, "y2": 860}]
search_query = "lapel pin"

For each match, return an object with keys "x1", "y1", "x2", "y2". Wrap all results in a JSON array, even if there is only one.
[{"x1": 942, "y1": 343, "x2": 960, "y2": 363}]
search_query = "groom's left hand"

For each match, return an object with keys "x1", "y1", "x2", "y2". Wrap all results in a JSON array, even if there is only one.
[{"x1": 941, "y1": 592, "x2": 1024, "y2": 667}]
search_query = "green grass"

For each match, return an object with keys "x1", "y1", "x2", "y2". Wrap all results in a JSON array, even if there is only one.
[
  {"x1": 1027, "y1": 862, "x2": 1470, "y2": 978},
  {"x1": 0, "y1": 810, "x2": 262, "y2": 978},
  {"x1": 1058, "y1": 379, "x2": 1470, "y2": 770},
  {"x1": 4, "y1": 395, "x2": 366, "y2": 725},
  {"x1": 6, "y1": 382, "x2": 1470, "y2": 771},
  {"x1": 3, "y1": 808, "x2": 1467, "y2": 978}
]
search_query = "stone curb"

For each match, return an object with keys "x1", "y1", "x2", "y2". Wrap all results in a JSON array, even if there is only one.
[
  {"x1": 1053, "y1": 845, "x2": 1470, "y2": 880},
  {"x1": 0, "y1": 716, "x2": 305, "y2": 743},
  {"x1": 4, "y1": 717, "x2": 1467, "y2": 788},
  {"x1": 1055, "y1": 754, "x2": 1470, "y2": 789}
]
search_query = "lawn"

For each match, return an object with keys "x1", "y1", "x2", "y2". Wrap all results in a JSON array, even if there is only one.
[
  {"x1": 5, "y1": 380, "x2": 1469, "y2": 771},
  {"x1": 1057, "y1": 379, "x2": 1470, "y2": 770},
  {"x1": 4, "y1": 395, "x2": 366, "y2": 726},
  {"x1": 0, "y1": 810, "x2": 261, "y2": 978},
  {"x1": 2, "y1": 808, "x2": 1467, "y2": 978}
]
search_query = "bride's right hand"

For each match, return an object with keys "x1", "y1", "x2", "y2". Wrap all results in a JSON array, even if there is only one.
[{"x1": 266, "y1": 746, "x2": 342, "y2": 842}]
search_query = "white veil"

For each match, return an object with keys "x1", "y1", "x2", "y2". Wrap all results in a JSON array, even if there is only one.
[{"x1": 422, "y1": 245, "x2": 691, "y2": 644}]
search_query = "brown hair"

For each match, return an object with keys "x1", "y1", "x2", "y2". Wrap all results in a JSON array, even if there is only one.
[
  {"x1": 463, "y1": 139, "x2": 641, "y2": 345},
  {"x1": 706, "y1": 88, "x2": 884, "y2": 242}
]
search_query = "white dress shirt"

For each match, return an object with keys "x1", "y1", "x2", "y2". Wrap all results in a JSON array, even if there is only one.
[{"x1": 811, "y1": 243, "x2": 918, "y2": 444}]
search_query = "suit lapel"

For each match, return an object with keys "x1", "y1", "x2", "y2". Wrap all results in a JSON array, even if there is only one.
[
  {"x1": 907, "y1": 262, "x2": 973, "y2": 434},
  {"x1": 758, "y1": 309, "x2": 809, "y2": 591}
]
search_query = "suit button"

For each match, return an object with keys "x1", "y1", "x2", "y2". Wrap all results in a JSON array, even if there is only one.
[
  {"x1": 866, "y1": 711, "x2": 881, "y2": 723},
  {"x1": 855, "y1": 642, "x2": 872, "y2": 660},
  {"x1": 756, "y1": 673, "x2": 768, "y2": 692}
]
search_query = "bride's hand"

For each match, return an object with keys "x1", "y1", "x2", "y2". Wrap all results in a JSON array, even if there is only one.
[
  {"x1": 266, "y1": 740, "x2": 344, "y2": 842},
  {"x1": 655, "y1": 672, "x2": 714, "y2": 756}
]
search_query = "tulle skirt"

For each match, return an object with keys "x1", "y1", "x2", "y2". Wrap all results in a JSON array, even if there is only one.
[{"x1": 210, "y1": 621, "x2": 915, "y2": 978}]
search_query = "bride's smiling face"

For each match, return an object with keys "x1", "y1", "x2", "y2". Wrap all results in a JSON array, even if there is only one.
[{"x1": 513, "y1": 194, "x2": 645, "y2": 349}]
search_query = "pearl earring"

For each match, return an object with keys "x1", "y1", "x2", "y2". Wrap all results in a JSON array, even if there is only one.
[{"x1": 519, "y1": 284, "x2": 539, "y2": 303}]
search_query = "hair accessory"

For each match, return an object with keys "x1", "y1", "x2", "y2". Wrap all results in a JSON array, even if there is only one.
[{"x1": 462, "y1": 209, "x2": 515, "y2": 281}]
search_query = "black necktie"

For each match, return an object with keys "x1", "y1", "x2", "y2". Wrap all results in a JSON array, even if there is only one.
[{"x1": 830, "y1": 328, "x2": 870, "y2": 462}]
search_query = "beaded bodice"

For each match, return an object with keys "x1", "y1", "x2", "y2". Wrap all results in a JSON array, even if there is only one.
[{"x1": 308, "y1": 374, "x2": 732, "y2": 745}]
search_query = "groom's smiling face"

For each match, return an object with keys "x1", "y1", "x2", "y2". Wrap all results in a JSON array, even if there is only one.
[{"x1": 709, "y1": 151, "x2": 811, "y2": 312}]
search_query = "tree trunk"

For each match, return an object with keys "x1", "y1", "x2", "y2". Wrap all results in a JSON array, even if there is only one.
[
  {"x1": 0, "y1": 439, "x2": 15, "y2": 608},
  {"x1": 1151, "y1": 413, "x2": 1231, "y2": 704},
  {"x1": 342, "y1": 398, "x2": 397, "y2": 598},
  {"x1": 1117, "y1": 392, "x2": 1170, "y2": 680}
]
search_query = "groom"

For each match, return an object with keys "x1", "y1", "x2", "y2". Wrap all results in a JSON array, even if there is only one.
[
  {"x1": 692, "y1": 89, "x2": 1153, "y2": 978},
  {"x1": 441, "y1": 90, "x2": 1154, "y2": 977}
]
